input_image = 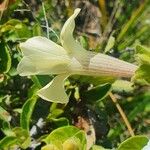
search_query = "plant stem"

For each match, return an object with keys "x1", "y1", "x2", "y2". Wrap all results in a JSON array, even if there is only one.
[
  {"x1": 41, "y1": 1, "x2": 49, "y2": 39},
  {"x1": 98, "y1": 0, "x2": 108, "y2": 30},
  {"x1": 109, "y1": 92, "x2": 135, "y2": 137}
]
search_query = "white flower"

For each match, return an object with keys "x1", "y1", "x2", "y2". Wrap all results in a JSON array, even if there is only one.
[{"x1": 17, "y1": 8, "x2": 137, "y2": 103}]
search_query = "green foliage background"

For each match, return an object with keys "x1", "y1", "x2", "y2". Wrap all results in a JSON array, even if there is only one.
[{"x1": 0, "y1": 0, "x2": 150, "y2": 149}]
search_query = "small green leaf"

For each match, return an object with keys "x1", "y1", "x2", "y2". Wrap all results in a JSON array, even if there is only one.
[
  {"x1": 41, "y1": 144, "x2": 59, "y2": 150},
  {"x1": 0, "y1": 106, "x2": 11, "y2": 122},
  {"x1": 48, "y1": 109, "x2": 64, "y2": 120},
  {"x1": 136, "y1": 45, "x2": 150, "y2": 56},
  {"x1": 112, "y1": 80, "x2": 134, "y2": 93},
  {"x1": 72, "y1": 75, "x2": 115, "y2": 86},
  {"x1": 91, "y1": 145, "x2": 109, "y2": 150},
  {"x1": 118, "y1": 135, "x2": 148, "y2": 150},
  {"x1": 49, "y1": 117, "x2": 69, "y2": 127},
  {"x1": 44, "y1": 126, "x2": 87, "y2": 150},
  {"x1": 1, "y1": 121, "x2": 14, "y2": 136},
  {"x1": 31, "y1": 75, "x2": 52, "y2": 88},
  {"x1": 83, "y1": 83, "x2": 111, "y2": 102},
  {"x1": 32, "y1": 23, "x2": 43, "y2": 36},
  {"x1": 79, "y1": 36, "x2": 88, "y2": 49},
  {"x1": 62, "y1": 137, "x2": 80, "y2": 150},
  {"x1": 136, "y1": 45, "x2": 150, "y2": 65},
  {"x1": 20, "y1": 96, "x2": 37, "y2": 131},
  {"x1": 134, "y1": 64, "x2": 150, "y2": 84},
  {"x1": 0, "y1": 127, "x2": 30, "y2": 149},
  {"x1": 133, "y1": 45, "x2": 150, "y2": 84},
  {"x1": 128, "y1": 93, "x2": 150, "y2": 122},
  {"x1": 0, "y1": 19, "x2": 32, "y2": 42},
  {"x1": 0, "y1": 136, "x2": 17, "y2": 149},
  {"x1": 0, "y1": 42, "x2": 11, "y2": 73},
  {"x1": 12, "y1": 127, "x2": 31, "y2": 149},
  {"x1": 117, "y1": 2, "x2": 147, "y2": 42},
  {"x1": 104, "y1": 36, "x2": 115, "y2": 53}
]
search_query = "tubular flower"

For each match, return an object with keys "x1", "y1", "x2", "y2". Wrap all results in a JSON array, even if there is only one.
[{"x1": 17, "y1": 8, "x2": 137, "y2": 103}]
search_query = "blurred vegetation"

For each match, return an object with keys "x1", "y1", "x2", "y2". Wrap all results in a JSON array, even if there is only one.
[{"x1": 0, "y1": 0, "x2": 150, "y2": 149}]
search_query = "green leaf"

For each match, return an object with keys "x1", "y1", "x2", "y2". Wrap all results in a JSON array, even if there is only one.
[
  {"x1": 73, "y1": 75, "x2": 115, "y2": 86},
  {"x1": 31, "y1": 75, "x2": 52, "y2": 88},
  {"x1": 0, "y1": 106, "x2": 11, "y2": 122},
  {"x1": 49, "y1": 117, "x2": 69, "y2": 127},
  {"x1": 62, "y1": 137, "x2": 81, "y2": 150},
  {"x1": 79, "y1": 36, "x2": 88, "y2": 49},
  {"x1": 128, "y1": 92, "x2": 150, "y2": 122},
  {"x1": 48, "y1": 104, "x2": 69, "y2": 127},
  {"x1": 104, "y1": 36, "x2": 115, "y2": 53},
  {"x1": 117, "y1": 1, "x2": 147, "y2": 42},
  {"x1": 91, "y1": 145, "x2": 109, "y2": 150},
  {"x1": 0, "y1": 19, "x2": 32, "y2": 42},
  {"x1": 1, "y1": 121, "x2": 14, "y2": 136},
  {"x1": 27, "y1": 84, "x2": 39, "y2": 98},
  {"x1": 82, "y1": 83, "x2": 111, "y2": 102},
  {"x1": 44, "y1": 126, "x2": 87, "y2": 150},
  {"x1": 112, "y1": 80, "x2": 134, "y2": 93},
  {"x1": 48, "y1": 109, "x2": 64, "y2": 120},
  {"x1": 20, "y1": 96, "x2": 37, "y2": 131},
  {"x1": 136, "y1": 45, "x2": 150, "y2": 55},
  {"x1": 136, "y1": 45, "x2": 150, "y2": 65},
  {"x1": 32, "y1": 23, "x2": 42, "y2": 36},
  {"x1": 118, "y1": 135, "x2": 148, "y2": 150},
  {"x1": 12, "y1": 127, "x2": 31, "y2": 149},
  {"x1": 0, "y1": 42, "x2": 11, "y2": 73},
  {"x1": 134, "y1": 64, "x2": 150, "y2": 84},
  {"x1": 41, "y1": 144, "x2": 59, "y2": 150},
  {"x1": 0, "y1": 136, "x2": 17, "y2": 149},
  {"x1": 133, "y1": 45, "x2": 150, "y2": 84},
  {"x1": 0, "y1": 127, "x2": 30, "y2": 149}
]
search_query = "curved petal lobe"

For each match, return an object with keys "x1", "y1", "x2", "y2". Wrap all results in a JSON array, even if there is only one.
[
  {"x1": 17, "y1": 36, "x2": 71, "y2": 76},
  {"x1": 37, "y1": 74, "x2": 69, "y2": 103},
  {"x1": 20, "y1": 36, "x2": 67, "y2": 56},
  {"x1": 60, "y1": 8, "x2": 86, "y2": 55},
  {"x1": 17, "y1": 54, "x2": 70, "y2": 76}
]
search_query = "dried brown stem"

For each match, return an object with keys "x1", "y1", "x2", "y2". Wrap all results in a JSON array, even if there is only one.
[{"x1": 109, "y1": 92, "x2": 135, "y2": 137}]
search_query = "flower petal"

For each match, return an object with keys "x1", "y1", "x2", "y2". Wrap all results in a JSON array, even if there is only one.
[
  {"x1": 37, "y1": 74, "x2": 69, "y2": 103},
  {"x1": 60, "y1": 8, "x2": 137, "y2": 78},
  {"x1": 20, "y1": 36, "x2": 67, "y2": 56},
  {"x1": 17, "y1": 36, "x2": 71, "y2": 76},
  {"x1": 17, "y1": 55, "x2": 70, "y2": 76},
  {"x1": 60, "y1": 8, "x2": 86, "y2": 55}
]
